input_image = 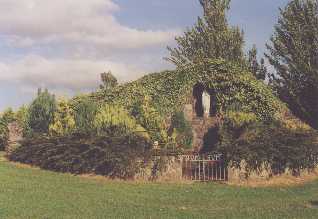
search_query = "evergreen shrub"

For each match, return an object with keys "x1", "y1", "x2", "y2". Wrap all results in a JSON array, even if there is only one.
[
  {"x1": 9, "y1": 133, "x2": 152, "y2": 179},
  {"x1": 0, "y1": 118, "x2": 9, "y2": 151},
  {"x1": 218, "y1": 111, "x2": 318, "y2": 176},
  {"x1": 27, "y1": 89, "x2": 57, "y2": 135}
]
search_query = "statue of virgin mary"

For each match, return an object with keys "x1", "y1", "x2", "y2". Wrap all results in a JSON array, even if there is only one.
[{"x1": 202, "y1": 91, "x2": 210, "y2": 117}]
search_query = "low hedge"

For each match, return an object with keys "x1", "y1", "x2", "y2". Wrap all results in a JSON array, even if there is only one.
[
  {"x1": 9, "y1": 133, "x2": 152, "y2": 179},
  {"x1": 217, "y1": 112, "x2": 318, "y2": 177}
]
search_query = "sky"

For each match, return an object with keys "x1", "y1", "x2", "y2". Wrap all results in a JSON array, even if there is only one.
[{"x1": 0, "y1": 0, "x2": 290, "y2": 111}]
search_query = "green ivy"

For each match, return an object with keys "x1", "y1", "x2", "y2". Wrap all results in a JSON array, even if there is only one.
[{"x1": 92, "y1": 59, "x2": 283, "y2": 122}]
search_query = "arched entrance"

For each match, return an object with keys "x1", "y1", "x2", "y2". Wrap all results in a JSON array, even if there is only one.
[
  {"x1": 193, "y1": 83, "x2": 217, "y2": 117},
  {"x1": 193, "y1": 83, "x2": 204, "y2": 117}
]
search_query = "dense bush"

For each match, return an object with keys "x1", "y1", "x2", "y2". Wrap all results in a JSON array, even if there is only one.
[
  {"x1": 15, "y1": 105, "x2": 29, "y2": 130},
  {"x1": 27, "y1": 89, "x2": 56, "y2": 135},
  {"x1": 94, "y1": 104, "x2": 148, "y2": 138},
  {"x1": 1, "y1": 108, "x2": 16, "y2": 124},
  {"x1": 49, "y1": 98, "x2": 75, "y2": 137},
  {"x1": 169, "y1": 111, "x2": 193, "y2": 149},
  {"x1": 0, "y1": 118, "x2": 9, "y2": 151},
  {"x1": 9, "y1": 133, "x2": 152, "y2": 179},
  {"x1": 73, "y1": 97, "x2": 98, "y2": 135},
  {"x1": 131, "y1": 95, "x2": 168, "y2": 144},
  {"x1": 217, "y1": 111, "x2": 318, "y2": 176}
]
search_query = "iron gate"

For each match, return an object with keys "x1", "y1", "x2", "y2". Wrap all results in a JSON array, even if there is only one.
[{"x1": 181, "y1": 156, "x2": 228, "y2": 181}]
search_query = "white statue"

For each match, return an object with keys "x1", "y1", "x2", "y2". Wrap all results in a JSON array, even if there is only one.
[{"x1": 202, "y1": 91, "x2": 210, "y2": 117}]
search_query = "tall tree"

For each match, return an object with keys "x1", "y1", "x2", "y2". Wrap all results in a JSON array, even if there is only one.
[
  {"x1": 248, "y1": 45, "x2": 267, "y2": 81},
  {"x1": 265, "y1": 0, "x2": 318, "y2": 129},
  {"x1": 100, "y1": 71, "x2": 118, "y2": 90},
  {"x1": 27, "y1": 89, "x2": 57, "y2": 134},
  {"x1": 166, "y1": 0, "x2": 245, "y2": 67}
]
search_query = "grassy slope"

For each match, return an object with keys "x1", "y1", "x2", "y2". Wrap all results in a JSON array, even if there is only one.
[{"x1": 1, "y1": 153, "x2": 318, "y2": 219}]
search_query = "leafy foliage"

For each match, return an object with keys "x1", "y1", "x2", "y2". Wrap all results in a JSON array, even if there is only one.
[
  {"x1": 9, "y1": 133, "x2": 152, "y2": 179},
  {"x1": 94, "y1": 104, "x2": 148, "y2": 138},
  {"x1": 248, "y1": 45, "x2": 267, "y2": 81},
  {"x1": 266, "y1": 0, "x2": 318, "y2": 129},
  {"x1": 93, "y1": 60, "x2": 282, "y2": 122},
  {"x1": 217, "y1": 111, "x2": 318, "y2": 176},
  {"x1": 73, "y1": 97, "x2": 98, "y2": 135},
  {"x1": 27, "y1": 89, "x2": 57, "y2": 135},
  {"x1": 130, "y1": 95, "x2": 168, "y2": 144},
  {"x1": 1, "y1": 108, "x2": 16, "y2": 124},
  {"x1": 49, "y1": 98, "x2": 75, "y2": 137},
  {"x1": 100, "y1": 71, "x2": 118, "y2": 90},
  {"x1": 169, "y1": 111, "x2": 193, "y2": 149},
  {"x1": 0, "y1": 118, "x2": 9, "y2": 151},
  {"x1": 166, "y1": 0, "x2": 245, "y2": 67}
]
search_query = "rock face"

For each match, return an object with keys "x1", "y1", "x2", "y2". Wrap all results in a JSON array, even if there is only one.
[{"x1": 183, "y1": 104, "x2": 218, "y2": 151}]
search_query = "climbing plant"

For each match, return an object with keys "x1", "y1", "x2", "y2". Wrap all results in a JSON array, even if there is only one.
[{"x1": 93, "y1": 59, "x2": 282, "y2": 122}]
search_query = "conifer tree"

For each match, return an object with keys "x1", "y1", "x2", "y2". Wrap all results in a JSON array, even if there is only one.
[
  {"x1": 100, "y1": 71, "x2": 118, "y2": 90},
  {"x1": 266, "y1": 0, "x2": 318, "y2": 129},
  {"x1": 27, "y1": 89, "x2": 57, "y2": 134},
  {"x1": 248, "y1": 45, "x2": 267, "y2": 81},
  {"x1": 166, "y1": 0, "x2": 245, "y2": 67}
]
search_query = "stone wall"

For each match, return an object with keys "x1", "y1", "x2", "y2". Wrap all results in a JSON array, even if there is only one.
[
  {"x1": 136, "y1": 156, "x2": 183, "y2": 182},
  {"x1": 183, "y1": 104, "x2": 218, "y2": 151},
  {"x1": 6, "y1": 122, "x2": 23, "y2": 155}
]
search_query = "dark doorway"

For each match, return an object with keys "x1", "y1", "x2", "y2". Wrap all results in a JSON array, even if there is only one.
[
  {"x1": 193, "y1": 83, "x2": 204, "y2": 117},
  {"x1": 209, "y1": 92, "x2": 217, "y2": 117},
  {"x1": 201, "y1": 126, "x2": 220, "y2": 153}
]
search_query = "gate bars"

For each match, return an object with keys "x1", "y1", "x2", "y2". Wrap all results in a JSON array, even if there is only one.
[{"x1": 182, "y1": 158, "x2": 228, "y2": 181}]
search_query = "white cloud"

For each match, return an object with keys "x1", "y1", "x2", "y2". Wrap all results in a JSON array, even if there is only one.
[
  {"x1": 0, "y1": 55, "x2": 146, "y2": 91},
  {"x1": 0, "y1": 0, "x2": 178, "y2": 50},
  {"x1": 0, "y1": 0, "x2": 178, "y2": 98}
]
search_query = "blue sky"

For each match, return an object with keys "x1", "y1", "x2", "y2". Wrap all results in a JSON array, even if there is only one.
[{"x1": 0, "y1": 0, "x2": 289, "y2": 111}]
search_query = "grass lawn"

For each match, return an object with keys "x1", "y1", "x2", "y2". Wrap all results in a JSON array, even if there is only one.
[{"x1": 1, "y1": 153, "x2": 318, "y2": 219}]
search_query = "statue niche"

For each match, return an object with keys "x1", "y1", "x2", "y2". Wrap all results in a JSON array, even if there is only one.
[{"x1": 193, "y1": 83, "x2": 217, "y2": 118}]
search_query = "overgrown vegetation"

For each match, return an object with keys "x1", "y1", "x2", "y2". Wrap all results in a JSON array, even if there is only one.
[
  {"x1": 266, "y1": 0, "x2": 318, "y2": 129},
  {"x1": 27, "y1": 89, "x2": 57, "y2": 135},
  {"x1": 169, "y1": 111, "x2": 193, "y2": 149},
  {"x1": 0, "y1": 118, "x2": 9, "y2": 151},
  {"x1": 10, "y1": 133, "x2": 152, "y2": 179},
  {"x1": 216, "y1": 111, "x2": 318, "y2": 177},
  {"x1": 166, "y1": 0, "x2": 245, "y2": 67},
  {"x1": 3, "y1": 0, "x2": 318, "y2": 181}
]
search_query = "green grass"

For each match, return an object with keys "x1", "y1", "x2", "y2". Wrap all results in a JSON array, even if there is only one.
[{"x1": 1, "y1": 152, "x2": 318, "y2": 219}]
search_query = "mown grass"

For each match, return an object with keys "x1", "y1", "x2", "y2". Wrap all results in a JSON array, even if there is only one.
[{"x1": 1, "y1": 152, "x2": 318, "y2": 219}]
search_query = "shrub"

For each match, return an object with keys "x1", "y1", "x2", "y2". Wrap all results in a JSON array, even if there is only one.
[
  {"x1": 100, "y1": 71, "x2": 118, "y2": 90},
  {"x1": 27, "y1": 89, "x2": 57, "y2": 135},
  {"x1": 131, "y1": 95, "x2": 168, "y2": 144},
  {"x1": 49, "y1": 98, "x2": 75, "y2": 137},
  {"x1": 169, "y1": 111, "x2": 193, "y2": 149},
  {"x1": 0, "y1": 118, "x2": 9, "y2": 151},
  {"x1": 94, "y1": 104, "x2": 148, "y2": 138},
  {"x1": 9, "y1": 133, "x2": 152, "y2": 179},
  {"x1": 73, "y1": 97, "x2": 98, "y2": 135},
  {"x1": 1, "y1": 108, "x2": 16, "y2": 124},
  {"x1": 15, "y1": 105, "x2": 31, "y2": 137},
  {"x1": 217, "y1": 111, "x2": 318, "y2": 176}
]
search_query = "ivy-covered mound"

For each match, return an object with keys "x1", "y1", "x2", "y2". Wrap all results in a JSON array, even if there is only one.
[
  {"x1": 93, "y1": 59, "x2": 282, "y2": 121},
  {"x1": 8, "y1": 59, "x2": 318, "y2": 179},
  {"x1": 93, "y1": 59, "x2": 318, "y2": 176}
]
